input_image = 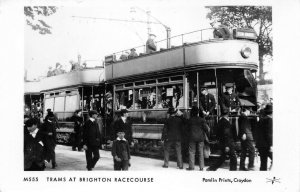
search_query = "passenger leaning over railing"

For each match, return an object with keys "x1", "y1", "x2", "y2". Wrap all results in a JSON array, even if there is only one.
[{"x1": 146, "y1": 34, "x2": 157, "y2": 54}]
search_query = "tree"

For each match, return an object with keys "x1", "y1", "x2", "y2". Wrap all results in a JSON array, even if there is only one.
[
  {"x1": 206, "y1": 6, "x2": 272, "y2": 80},
  {"x1": 24, "y1": 6, "x2": 58, "y2": 35}
]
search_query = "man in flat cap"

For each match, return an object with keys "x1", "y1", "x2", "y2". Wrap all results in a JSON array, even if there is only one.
[
  {"x1": 146, "y1": 34, "x2": 157, "y2": 54},
  {"x1": 82, "y1": 110, "x2": 101, "y2": 171},
  {"x1": 128, "y1": 48, "x2": 138, "y2": 59},
  {"x1": 220, "y1": 83, "x2": 240, "y2": 114}
]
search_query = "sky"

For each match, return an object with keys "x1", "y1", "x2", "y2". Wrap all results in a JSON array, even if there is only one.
[{"x1": 24, "y1": 2, "x2": 212, "y2": 80}]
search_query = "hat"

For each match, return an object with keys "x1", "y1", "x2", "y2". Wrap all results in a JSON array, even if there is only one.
[
  {"x1": 264, "y1": 104, "x2": 273, "y2": 114},
  {"x1": 25, "y1": 118, "x2": 38, "y2": 127},
  {"x1": 88, "y1": 110, "x2": 98, "y2": 117},
  {"x1": 115, "y1": 126, "x2": 125, "y2": 134},
  {"x1": 47, "y1": 108, "x2": 52, "y2": 112},
  {"x1": 130, "y1": 48, "x2": 136, "y2": 51},
  {"x1": 120, "y1": 109, "x2": 129, "y2": 116},
  {"x1": 225, "y1": 83, "x2": 234, "y2": 88},
  {"x1": 24, "y1": 115, "x2": 30, "y2": 119},
  {"x1": 167, "y1": 107, "x2": 177, "y2": 115},
  {"x1": 149, "y1": 33, "x2": 156, "y2": 37},
  {"x1": 200, "y1": 86, "x2": 207, "y2": 91}
]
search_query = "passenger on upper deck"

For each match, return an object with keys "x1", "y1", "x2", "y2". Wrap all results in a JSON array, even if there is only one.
[
  {"x1": 128, "y1": 48, "x2": 138, "y2": 59},
  {"x1": 53, "y1": 63, "x2": 66, "y2": 75},
  {"x1": 213, "y1": 24, "x2": 231, "y2": 40},
  {"x1": 146, "y1": 34, "x2": 157, "y2": 54},
  {"x1": 119, "y1": 52, "x2": 129, "y2": 61},
  {"x1": 47, "y1": 66, "x2": 54, "y2": 77}
]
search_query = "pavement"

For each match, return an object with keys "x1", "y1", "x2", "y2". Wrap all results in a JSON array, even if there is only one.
[{"x1": 45, "y1": 145, "x2": 263, "y2": 171}]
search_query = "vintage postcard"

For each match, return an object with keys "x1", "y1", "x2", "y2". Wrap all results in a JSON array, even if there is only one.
[{"x1": 0, "y1": 0, "x2": 300, "y2": 191}]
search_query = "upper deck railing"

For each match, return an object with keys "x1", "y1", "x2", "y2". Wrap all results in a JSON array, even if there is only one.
[{"x1": 106, "y1": 28, "x2": 215, "y2": 63}]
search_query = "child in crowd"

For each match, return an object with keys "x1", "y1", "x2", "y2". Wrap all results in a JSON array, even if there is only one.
[{"x1": 112, "y1": 129, "x2": 131, "y2": 171}]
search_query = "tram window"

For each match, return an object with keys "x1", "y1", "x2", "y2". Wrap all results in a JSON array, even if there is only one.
[
  {"x1": 135, "y1": 81, "x2": 144, "y2": 86},
  {"x1": 66, "y1": 91, "x2": 71, "y2": 94},
  {"x1": 157, "y1": 77, "x2": 169, "y2": 83},
  {"x1": 124, "y1": 83, "x2": 133, "y2": 87},
  {"x1": 145, "y1": 80, "x2": 156, "y2": 85},
  {"x1": 115, "y1": 84, "x2": 123, "y2": 90},
  {"x1": 50, "y1": 93, "x2": 54, "y2": 96},
  {"x1": 55, "y1": 92, "x2": 59, "y2": 95},
  {"x1": 65, "y1": 95, "x2": 78, "y2": 112},
  {"x1": 170, "y1": 76, "x2": 183, "y2": 82},
  {"x1": 54, "y1": 97, "x2": 65, "y2": 112},
  {"x1": 134, "y1": 87, "x2": 156, "y2": 109},
  {"x1": 157, "y1": 84, "x2": 183, "y2": 108},
  {"x1": 115, "y1": 90, "x2": 133, "y2": 110}
]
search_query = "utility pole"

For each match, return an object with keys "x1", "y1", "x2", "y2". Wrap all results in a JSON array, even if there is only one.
[{"x1": 72, "y1": 8, "x2": 172, "y2": 48}]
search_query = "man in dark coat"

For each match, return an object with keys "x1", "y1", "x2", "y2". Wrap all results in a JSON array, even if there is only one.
[
  {"x1": 221, "y1": 83, "x2": 240, "y2": 114},
  {"x1": 161, "y1": 107, "x2": 184, "y2": 169},
  {"x1": 256, "y1": 104, "x2": 273, "y2": 171},
  {"x1": 40, "y1": 114, "x2": 57, "y2": 169},
  {"x1": 186, "y1": 107, "x2": 210, "y2": 171},
  {"x1": 83, "y1": 110, "x2": 101, "y2": 171},
  {"x1": 207, "y1": 108, "x2": 237, "y2": 171},
  {"x1": 71, "y1": 109, "x2": 83, "y2": 151},
  {"x1": 111, "y1": 128, "x2": 131, "y2": 171},
  {"x1": 146, "y1": 34, "x2": 157, "y2": 53},
  {"x1": 112, "y1": 109, "x2": 133, "y2": 144},
  {"x1": 24, "y1": 118, "x2": 45, "y2": 171},
  {"x1": 199, "y1": 87, "x2": 216, "y2": 117},
  {"x1": 238, "y1": 108, "x2": 255, "y2": 171}
]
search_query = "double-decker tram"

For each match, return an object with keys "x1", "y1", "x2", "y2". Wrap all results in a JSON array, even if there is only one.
[
  {"x1": 38, "y1": 67, "x2": 106, "y2": 144},
  {"x1": 104, "y1": 27, "x2": 259, "y2": 157}
]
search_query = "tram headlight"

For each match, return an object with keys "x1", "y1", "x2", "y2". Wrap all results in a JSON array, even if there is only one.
[{"x1": 241, "y1": 46, "x2": 252, "y2": 58}]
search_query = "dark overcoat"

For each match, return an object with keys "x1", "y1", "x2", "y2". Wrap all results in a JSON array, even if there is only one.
[
  {"x1": 162, "y1": 116, "x2": 184, "y2": 142},
  {"x1": 82, "y1": 119, "x2": 101, "y2": 147}
]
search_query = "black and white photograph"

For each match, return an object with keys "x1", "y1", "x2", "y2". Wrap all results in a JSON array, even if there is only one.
[{"x1": 1, "y1": 0, "x2": 300, "y2": 191}]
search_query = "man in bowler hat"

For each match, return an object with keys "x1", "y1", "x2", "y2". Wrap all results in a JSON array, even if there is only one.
[
  {"x1": 83, "y1": 110, "x2": 101, "y2": 171},
  {"x1": 161, "y1": 107, "x2": 184, "y2": 169}
]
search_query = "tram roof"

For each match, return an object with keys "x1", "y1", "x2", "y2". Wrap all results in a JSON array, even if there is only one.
[
  {"x1": 105, "y1": 39, "x2": 259, "y2": 83},
  {"x1": 24, "y1": 68, "x2": 105, "y2": 93}
]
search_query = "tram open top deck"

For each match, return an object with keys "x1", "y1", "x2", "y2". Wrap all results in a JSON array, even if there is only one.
[
  {"x1": 105, "y1": 38, "x2": 258, "y2": 83},
  {"x1": 40, "y1": 67, "x2": 105, "y2": 92}
]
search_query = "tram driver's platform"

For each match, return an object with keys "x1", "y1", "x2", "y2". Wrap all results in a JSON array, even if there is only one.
[{"x1": 46, "y1": 145, "x2": 262, "y2": 171}]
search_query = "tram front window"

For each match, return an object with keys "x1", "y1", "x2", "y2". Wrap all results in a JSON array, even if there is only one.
[{"x1": 157, "y1": 84, "x2": 183, "y2": 108}]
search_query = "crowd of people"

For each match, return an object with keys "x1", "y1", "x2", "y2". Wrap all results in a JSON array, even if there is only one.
[
  {"x1": 24, "y1": 84, "x2": 273, "y2": 171},
  {"x1": 24, "y1": 109, "x2": 59, "y2": 171}
]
